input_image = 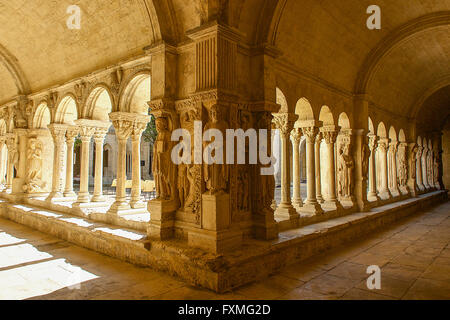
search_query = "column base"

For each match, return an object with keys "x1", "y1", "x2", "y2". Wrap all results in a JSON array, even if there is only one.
[
  {"x1": 63, "y1": 191, "x2": 77, "y2": 198},
  {"x1": 316, "y1": 195, "x2": 325, "y2": 203},
  {"x1": 339, "y1": 196, "x2": 356, "y2": 207},
  {"x1": 274, "y1": 203, "x2": 300, "y2": 221},
  {"x1": 91, "y1": 195, "x2": 107, "y2": 203},
  {"x1": 147, "y1": 199, "x2": 177, "y2": 240},
  {"x1": 46, "y1": 191, "x2": 64, "y2": 202},
  {"x1": 322, "y1": 199, "x2": 344, "y2": 212},
  {"x1": 389, "y1": 188, "x2": 401, "y2": 197},
  {"x1": 76, "y1": 192, "x2": 91, "y2": 203},
  {"x1": 378, "y1": 190, "x2": 392, "y2": 201},
  {"x1": 299, "y1": 201, "x2": 324, "y2": 215},
  {"x1": 291, "y1": 198, "x2": 303, "y2": 211},
  {"x1": 130, "y1": 200, "x2": 146, "y2": 209},
  {"x1": 108, "y1": 200, "x2": 131, "y2": 215}
]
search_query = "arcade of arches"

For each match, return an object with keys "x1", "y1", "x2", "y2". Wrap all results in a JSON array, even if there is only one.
[{"x1": 0, "y1": 1, "x2": 449, "y2": 293}]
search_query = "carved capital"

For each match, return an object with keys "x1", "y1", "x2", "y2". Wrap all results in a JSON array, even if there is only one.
[
  {"x1": 78, "y1": 126, "x2": 96, "y2": 142},
  {"x1": 315, "y1": 131, "x2": 323, "y2": 145},
  {"x1": 131, "y1": 121, "x2": 147, "y2": 141},
  {"x1": 301, "y1": 126, "x2": 319, "y2": 144},
  {"x1": 368, "y1": 134, "x2": 378, "y2": 151},
  {"x1": 93, "y1": 127, "x2": 109, "y2": 144},
  {"x1": 66, "y1": 126, "x2": 79, "y2": 144},
  {"x1": 322, "y1": 130, "x2": 338, "y2": 144},
  {"x1": 290, "y1": 128, "x2": 302, "y2": 145},
  {"x1": 48, "y1": 124, "x2": 68, "y2": 146},
  {"x1": 272, "y1": 113, "x2": 296, "y2": 138},
  {"x1": 377, "y1": 138, "x2": 389, "y2": 153}
]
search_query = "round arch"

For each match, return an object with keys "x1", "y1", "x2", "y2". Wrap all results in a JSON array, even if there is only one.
[
  {"x1": 338, "y1": 112, "x2": 350, "y2": 129},
  {"x1": 377, "y1": 122, "x2": 387, "y2": 138},
  {"x1": 389, "y1": 126, "x2": 397, "y2": 142},
  {"x1": 119, "y1": 72, "x2": 151, "y2": 115},
  {"x1": 85, "y1": 86, "x2": 113, "y2": 121},
  {"x1": 368, "y1": 117, "x2": 375, "y2": 134},
  {"x1": 55, "y1": 95, "x2": 78, "y2": 125},
  {"x1": 33, "y1": 103, "x2": 51, "y2": 129},
  {"x1": 276, "y1": 87, "x2": 288, "y2": 113},
  {"x1": 295, "y1": 97, "x2": 314, "y2": 121},
  {"x1": 399, "y1": 129, "x2": 406, "y2": 142},
  {"x1": 319, "y1": 106, "x2": 334, "y2": 126},
  {"x1": 0, "y1": 119, "x2": 6, "y2": 136}
]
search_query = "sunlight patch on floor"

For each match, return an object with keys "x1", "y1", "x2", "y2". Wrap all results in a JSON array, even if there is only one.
[
  {"x1": 0, "y1": 243, "x2": 52, "y2": 269},
  {"x1": 0, "y1": 258, "x2": 99, "y2": 300}
]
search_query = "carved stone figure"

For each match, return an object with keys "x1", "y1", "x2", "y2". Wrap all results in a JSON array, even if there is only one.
[
  {"x1": 237, "y1": 166, "x2": 249, "y2": 211},
  {"x1": 362, "y1": 141, "x2": 370, "y2": 179},
  {"x1": 153, "y1": 117, "x2": 175, "y2": 200},
  {"x1": 203, "y1": 104, "x2": 229, "y2": 194},
  {"x1": 23, "y1": 138, "x2": 45, "y2": 193},
  {"x1": 397, "y1": 149, "x2": 408, "y2": 187},
  {"x1": 337, "y1": 143, "x2": 354, "y2": 198}
]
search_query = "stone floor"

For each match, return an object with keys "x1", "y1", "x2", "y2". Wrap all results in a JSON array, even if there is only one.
[{"x1": 0, "y1": 201, "x2": 449, "y2": 300}]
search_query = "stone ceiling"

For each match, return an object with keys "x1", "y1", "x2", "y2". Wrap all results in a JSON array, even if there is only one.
[{"x1": 0, "y1": 0, "x2": 449, "y2": 128}]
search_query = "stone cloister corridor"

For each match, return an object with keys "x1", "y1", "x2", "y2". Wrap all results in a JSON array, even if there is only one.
[{"x1": 0, "y1": 0, "x2": 449, "y2": 300}]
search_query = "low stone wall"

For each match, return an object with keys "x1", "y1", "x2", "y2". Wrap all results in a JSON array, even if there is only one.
[{"x1": 0, "y1": 191, "x2": 447, "y2": 293}]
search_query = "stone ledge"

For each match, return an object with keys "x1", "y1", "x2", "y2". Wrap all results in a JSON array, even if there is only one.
[{"x1": 0, "y1": 191, "x2": 447, "y2": 293}]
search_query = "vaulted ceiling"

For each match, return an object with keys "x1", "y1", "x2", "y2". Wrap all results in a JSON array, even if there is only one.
[{"x1": 0, "y1": 0, "x2": 449, "y2": 130}]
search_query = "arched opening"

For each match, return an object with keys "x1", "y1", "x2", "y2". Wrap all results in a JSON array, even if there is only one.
[
  {"x1": 32, "y1": 103, "x2": 51, "y2": 129},
  {"x1": 295, "y1": 98, "x2": 314, "y2": 122},
  {"x1": 55, "y1": 96, "x2": 78, "y2": 125},
  {"x1": 388, "y1": 126, "x2": 399, "y2": 195},
  {"x1": 86, "y1": 87, "x2": 113, "y2": 121},
  {"x1": 120, "y1": 73, "x2": 151, "y2": 115},
  {"x1": 338, "y1": 112, "x2": 350, "y2": 129},
  {"x1": 276, "y1": 87, "x2": 288, "y2": 113}
]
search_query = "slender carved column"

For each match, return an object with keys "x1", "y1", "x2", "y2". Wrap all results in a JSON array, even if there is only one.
[
  {"x1": 407, "y1": 143, "x2": 418, "y2": 196},
  {"x1": 109, "y1": 115, "x2": 133, "y2": 213},
  {"x1": 130, "y1": 121, "x2": 148, "y2": 208},
  {"x1": 389, "y1": 142, "x2": 400, "y2": 196},
  {"x1": 315, "y1": 132, "x2": 324, "y2": 203},
  {"x1": 64, "y1": 127, "x2": 78, "y2": 197},
  {"x1": 91, "y1": 128, "x2": 109, "y2": 202},
  {"x1": 5, "y1": 134, "x2": 16, "y2": 192},
  {"x1": 422, "y1": 147, "x2": 430, "y2": 190},
  {"x1": 0, "y1": 139, "x2": 6, "y2": 188},
  {"x1": 291, "y1": 128, "x2": 303, "y2": 210},
  {"x1": 377, "y1": 138, "x2": 391, "y2": 199},
  {"x1": 416, "y1": 146, "x2": 424, "y2": 191},
  {"x1": 46, "y1": 124, "x2": 67, "y2": 201},
  {"x1": 299, "y1": 123, "x2": 323, "y2": 215},
  {"x1": 321, "y1": 127, "x2": 343, "y2": 211},
  {"x1": 367, "y1": 134, "x2": 379, "y2": 201},
  {"x1": 272, "y1": 113, "x2": 299, "y2": 221},
  {"x1": 76, "y1": 126, "x2": 96, "y2": 203}
]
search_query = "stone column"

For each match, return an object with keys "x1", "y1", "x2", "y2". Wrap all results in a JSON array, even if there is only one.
[
  {"x1": 407, "y1": 143, "x2": 419, "y2": 196},
  {"x1": 367, "y1": 134, "x2": 379, "y2": 201},
  {"x1": 5, "y1": 134, "x2": 16, "y2": 192},
  {"x1": 416, "y1": 146, "x2": 424, "y2": 191},
  {"x1": 91, "y1": 127, "x2": 109, "y2": 202},
  {"x1": 321, "y1": 127, "x2": 343, "y2": 211},
  {"x1": 64, "y1": 127, "x2": 78, "y2": 197},
  {"x1": 130, "y1": 120, "x2": 148, "y2": 208},
  {"x1": 377, "y1": 138, "x2": 391, "y2": 200},
  {"x1": 299, "y1": 121, "x2": 323, "y2": 215},
  {"x1": 273, "y1": 113, "x2": 299, "y2": 221},
  {"x1": 389, "y1": 141, "x2": 400, "y2": 197},
  {"x1": 315, "y1": 132, "x2": 324, "y2": 203},
  {"x1": 76, "y1": 126, "x2": 96, "y2": 203},
  {"x1": 422, "y1": 147, "x2": 430, "y2": 190},
  {"x1": 46, "y1": 124, "x2": 67, "y2": 201},
  {"x1": 109, "y1": 114, "x2": 133, "y2": 214},
  {"x1": 0, "y1": 139, "x2": 6, "y2": 188},
  {"x1": 290, "y1": 128, "x2": 303, "y2": 210}
]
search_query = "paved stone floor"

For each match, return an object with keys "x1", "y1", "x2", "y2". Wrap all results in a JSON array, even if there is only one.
[{"x1": 0, "y1": 201, "x2": 449, "y2": 300}]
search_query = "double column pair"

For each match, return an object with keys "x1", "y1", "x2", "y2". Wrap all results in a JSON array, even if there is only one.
[
  {"x1": 108, "y1": 112, "x2": 149, "y2": 214},
  {"x1": 47, "y1": 122, "x2": 110, "y2": 203},
  {"x1": 275, "y1": 115, "x2": 343, "y2": 219}
]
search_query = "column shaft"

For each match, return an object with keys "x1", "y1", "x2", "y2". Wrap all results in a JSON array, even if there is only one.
[
  {"x1": 315, "y1": 134, "x2": 324, "y2": 203},
  {"x1": 291, "y1": 129, "x2": 302, "y2": 209}
]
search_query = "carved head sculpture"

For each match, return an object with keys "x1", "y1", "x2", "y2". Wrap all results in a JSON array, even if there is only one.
[
  {"x1": 155, "y1": 117, "x2": 168, "y2": 132},
  {"x1": 209, "y1": 104, "x2": 220, "y2": 123}
]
